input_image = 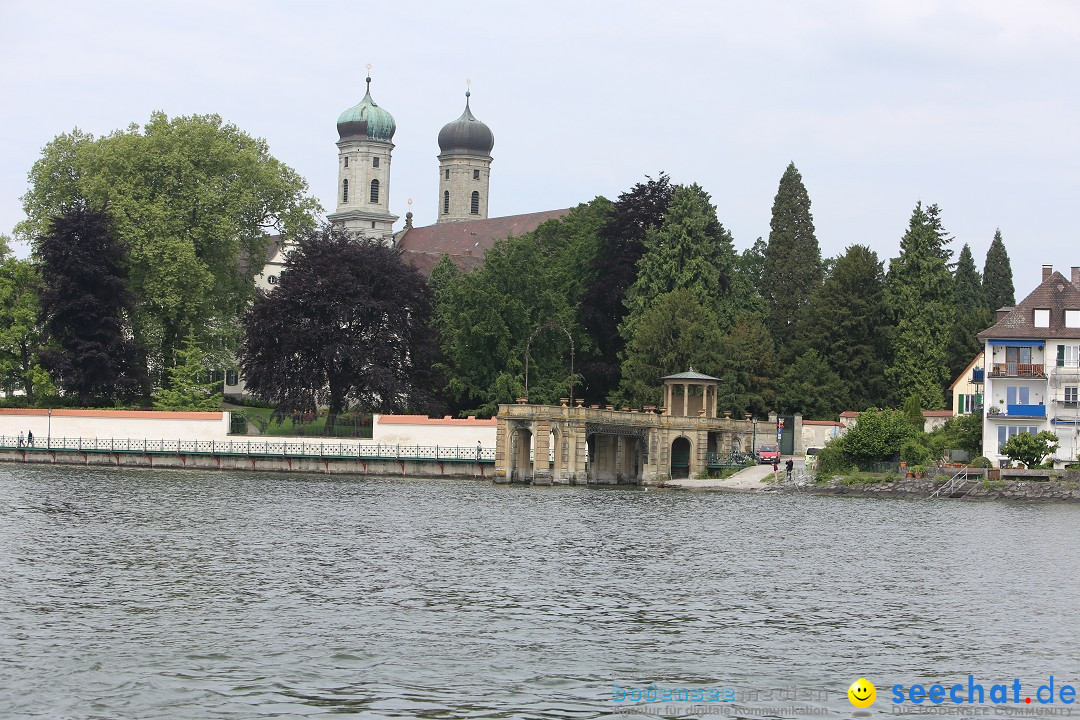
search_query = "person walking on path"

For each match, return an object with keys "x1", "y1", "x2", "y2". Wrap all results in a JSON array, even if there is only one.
[
  {"x1": 17, "y1": 431, "x2": 24, "y2": 448},
  {"x1": 785, "y1": 459, "x2": 794, "y2": 482},
  {"x1": 772, "y1": 459, "x2": 779, "y2": 482},
  {"x1": 476, "y1": 441, "x2": 483, "y2": 461},
  {"x1": 27, "y1": 430, "x2": 34, "y2": 447}
]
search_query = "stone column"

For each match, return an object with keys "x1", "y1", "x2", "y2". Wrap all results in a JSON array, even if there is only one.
[
  {"x1": 616, "y1": 436, "x2": 626, "y2": 483},
  {"x1": 494, "y1": 416, "x2": 510, "y2": 483},
  {"x1": 682, "y1": 383, "x2": 689, "y2": 417},
  {"x1": 533, "y1": 421, "x2": 552, "y2": 485},
  {"x1": 794, "y1": 413, "x2": 805, "y2": 457}
]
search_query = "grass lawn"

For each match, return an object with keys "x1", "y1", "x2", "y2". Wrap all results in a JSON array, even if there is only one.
[{"x1": 229, "y1": 406, "x2": 373, "y2": 438}]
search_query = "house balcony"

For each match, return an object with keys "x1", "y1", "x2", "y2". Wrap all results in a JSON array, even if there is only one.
[
  {"x1": 989, "y1": 363, "x2": 1045, "y2": 379},
  {"x1": 991, "y1": 404, "x2": 1047, "y2": 418},
  {"x1": 971, "y1": 368, "x2": 985, "y2": 383}
]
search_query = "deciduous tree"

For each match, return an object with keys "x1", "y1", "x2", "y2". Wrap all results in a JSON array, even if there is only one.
[
  {"x1": 18, "y1": 114, "x2": 320, "y2": 381},
  {"x1": 0, "y1": 257, "x2": 51, "y2": 401},
  {"x1": 240, "y1": 226, "x2": 439, "y2": 428},
  {"x1": 35, "y1": 206, "x2": 141, "y2": 404},
  {"x1": 579, "y1": 173, "x2": 673, "y2": 402},
  {"x1": 1000, "y1": 431, "x2": 1059, "y2": 468},
  {"x1": 433, "y1": 201, "x2": 609, "y2": 415}
]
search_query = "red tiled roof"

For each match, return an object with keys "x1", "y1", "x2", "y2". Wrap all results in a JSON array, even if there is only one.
[
  {"x1": 803, "y1": 420, "x2": 842, "y2": 426},
  {"x1": 397, "y1": 209, "x2": 571, "y2": 275},
  {"x1": 977, "y1": 270, "x2": 1080, "y2": 340}
]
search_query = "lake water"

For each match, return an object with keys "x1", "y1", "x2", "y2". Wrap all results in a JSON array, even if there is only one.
[{"x1": 2, "y1": 464, "x2": 1079, "y2": 719}]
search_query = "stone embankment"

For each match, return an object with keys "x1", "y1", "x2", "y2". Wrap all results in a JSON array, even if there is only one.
[{"x1": 802, "y1": 470, "x2": 1080, "y2": 502}]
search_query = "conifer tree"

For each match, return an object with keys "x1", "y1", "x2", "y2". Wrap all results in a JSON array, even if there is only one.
[
  {"x1": 152, "y1": 333, "x2": 223, "y2": 411},
  {"x1": 620, "y1": 183, "x2": 737, "y2": 344},
  {"x1": 762, "y1": 162, "x2": 823, "y2": 351},
  {"x1": 982, "y1": 229, "x2": 1015, "y2": 312},
  {"x1": 795, "y1": 245, "x2": 891, "y2": 409},
  {"x1": 884, "y1": 202, "x2": 955, "y2": 409},
  {"x1": 947, "y1": 243, "x2": 993, "y2": 383},
  {"x1": 714, "y1": 313, "x2": 777, "y2": 417}
]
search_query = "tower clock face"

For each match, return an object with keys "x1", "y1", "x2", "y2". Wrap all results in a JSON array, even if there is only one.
[{"x1": 268, "y1": 275, "x2": 277, "y2": 285}]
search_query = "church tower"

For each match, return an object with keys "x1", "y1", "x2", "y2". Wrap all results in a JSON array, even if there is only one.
[
  {"x1": 327, "y1": 74, "x2": 399, "y2": 241},
  {"x1": 436, "y1": 89, "x2": 494, "y2": 223}
]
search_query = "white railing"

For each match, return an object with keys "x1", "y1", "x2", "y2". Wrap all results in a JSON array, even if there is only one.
[{"x1": 0, "y1": 436, "x2": 494, "y2": 462}]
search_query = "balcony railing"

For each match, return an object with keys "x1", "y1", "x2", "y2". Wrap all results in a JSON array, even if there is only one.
[
  {"x1": 989, "y1": 363, "x2": 1045, "y2": 378},
  {"x1": 1005, "y1": 404, "x2": 1047, "y2": 418},
  {"x1": 971, "y1": 368, "x2": 985, "y2": 383}
]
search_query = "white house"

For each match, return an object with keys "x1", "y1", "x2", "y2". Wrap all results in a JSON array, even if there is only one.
[{"x1": 976, "y1": 264, "x2": 1080, "y2": 468}]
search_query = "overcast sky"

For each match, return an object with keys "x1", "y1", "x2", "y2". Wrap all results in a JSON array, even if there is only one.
[{"x1": 2, "y1": 0, "x2": 1077, "y2": 296}]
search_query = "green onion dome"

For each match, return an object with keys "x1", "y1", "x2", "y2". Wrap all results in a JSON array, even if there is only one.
[{"x1": 337, "y1": 76, "x2": 396, "y2": 142}]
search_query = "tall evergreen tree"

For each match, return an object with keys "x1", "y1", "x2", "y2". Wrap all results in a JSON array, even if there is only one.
[
  {"x1": 947, "y1": 243, "x2": 993, "y2": 383},
  {"x1": 796, "y1": 245, "x2": 891, "y2": 410},
  {"x1": 762, "y1": 162, "x2": 823, "y2": 352},
  {"x1": 776, "y1": 349, "x2": 847, "y2": 419},
  {"x1": 579, "y1": 173, "x2": 673, "y2": 403},
  {"x1": 35, "y1": 205, "x2": 142, "y2": 405},
  {"x1": 982, "y1": 229, "x2": 1015, "y2": 312},
  {"x1": 884, "y1": 202, "x2": 955, "y2": 409},
  {"x1": 616, "y1": 289, "x2": 726, "y2": 407},
  {"x1": 620, "y1": 183, "x2": 737, "y2": 344},
  {"x1": 714, "y1": 313, "x2": 776, "y2": 417}
]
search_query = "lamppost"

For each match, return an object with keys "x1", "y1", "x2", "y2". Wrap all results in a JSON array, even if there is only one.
[
  {"x1": 47, "y1": 408, "x2": 52, "y2": 450},
  {"x1": 523, "y1": 319, "x2": 575, "y2": 404}
]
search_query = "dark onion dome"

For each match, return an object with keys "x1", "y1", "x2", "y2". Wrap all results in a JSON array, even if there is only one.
[
  {"x1": 437, "y1": 91, "x2": 494, "y2": 156},
  {"x1": 337, "y1": 76, "x2": 396, "y2": 142}
]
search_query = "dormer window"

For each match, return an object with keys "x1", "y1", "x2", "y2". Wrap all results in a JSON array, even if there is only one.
[
  {"x1": 1035, "y1": 308, "x2": 1050, "y2": 328},
  {"x1": 1067, "y1": 310, "x2": 1080, "y2": 328}
]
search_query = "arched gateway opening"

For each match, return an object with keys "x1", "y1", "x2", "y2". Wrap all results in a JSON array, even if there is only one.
[
  {"x1": 512, "y1": 427, "x2": 533, "y2": 482},
  {"x1": 671, "y1": 437, "x2": 691, "y2": 479}
]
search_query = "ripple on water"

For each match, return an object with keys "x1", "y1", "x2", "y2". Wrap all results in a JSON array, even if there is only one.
[{"x1": 3, "y1": 466, "x2": 1080, "y2": 718}]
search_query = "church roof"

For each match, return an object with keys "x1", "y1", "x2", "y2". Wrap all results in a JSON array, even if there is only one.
[
  {"x1": 397, "y1": 209, "x2": 571, "y2": 275},
  {"x1": 976, "y1": 269, "x2": 1080, "y2": 340},
  {"x1": 438, "y1": 92, "x2": 494, "y2": 156},
  {"x1": 337, "y1": 76, "x2": 396, "y2": 143}
]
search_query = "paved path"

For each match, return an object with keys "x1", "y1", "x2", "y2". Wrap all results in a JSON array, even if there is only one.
[{"x1": 664, "y1": 462, "x2": 777, "y2": 490}]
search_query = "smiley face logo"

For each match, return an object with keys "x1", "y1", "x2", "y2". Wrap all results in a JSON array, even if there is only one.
[{"x1": 848, "y1": 678, "x2": 876, "y2": 708}]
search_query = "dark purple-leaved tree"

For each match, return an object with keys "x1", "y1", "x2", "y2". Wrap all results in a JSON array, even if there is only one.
[
  {"x1": 578, "y1": 172, "x2": 673, "y2": 403},
  {"x1": 239, "y1": 225, "x2": 441, "y2": 431},
  {"x1": 35, "y1": 204, "x2": 142, "y2": 405}
]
